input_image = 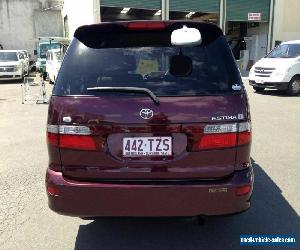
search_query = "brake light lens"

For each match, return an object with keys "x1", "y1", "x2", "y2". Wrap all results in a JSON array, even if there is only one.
[
  {"x1": 60, "y1": 134, "x2": 96, "y2": 150},
  {"x1": 47, "y1": 125, "x2": 97, "y2": 150},
  {"x1": 235, "y1": 184, "x2": 251, "y2": 196},
  {"x1": 198, "y1": 122, "x2": 251, "y2": 150},
  {"x1": 127, "y1": 22, "x2": 166, "y2": 30},
  {"x1": 199, "y1": 133, "x2": 237, "y2": 150}
]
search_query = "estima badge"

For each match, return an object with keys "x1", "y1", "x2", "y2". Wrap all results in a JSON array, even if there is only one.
[{"x1": 140, "y1": 109, "x2": 153, "y2": 120}]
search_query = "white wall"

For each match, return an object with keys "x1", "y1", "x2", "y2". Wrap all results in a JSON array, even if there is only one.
[
  {"x1": 62, "y1": 0, "x2": 100, "y2": 39},
  {"x1": 0, "y1": 0, "x2": 63, "y2": 58},
  {"x1": 273, "y1": 0, "x2": 300, "y2": 45}
]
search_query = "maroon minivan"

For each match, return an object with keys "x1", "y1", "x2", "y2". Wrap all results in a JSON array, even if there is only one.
[{"x1": 46, "y1": 21, "x2": 253, "y2": 217}]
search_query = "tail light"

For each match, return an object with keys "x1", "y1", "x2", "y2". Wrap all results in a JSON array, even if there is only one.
[
  {"x1": 47, "y1": 125, "x2": 97, "y2": 150},
  {"x1": 127, "y1": 22, "x2": 166, "y2": 30},
  {"x1": 235, "y1": 184, "x2": 251, "y2": 196},
  {"x1": 198, "y1": 122, "x2": 251, "y2": 150},
  {"x1": 47, "y1": 186, "x2": 60, "y2": 197}
]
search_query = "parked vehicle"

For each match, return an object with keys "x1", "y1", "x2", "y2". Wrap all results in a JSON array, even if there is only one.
[
  {"x1": 46, "y1": 21, "x2": 253, "y2": 218},
  {"x1": 19, "y1": 50, "x2": 30, "y2": 75},
  {"x1": 249, "y1": 40, "x2": 300, "y2": 95},
  {"x1": 0, "y1": 50, "x2": 25, "y2": 81},
  {"x1": 46, "y1": 49, "x2": 63, "y2": 84},
  {"x1": 35, "y1": 37, "x2": 70, "y2": 80}
]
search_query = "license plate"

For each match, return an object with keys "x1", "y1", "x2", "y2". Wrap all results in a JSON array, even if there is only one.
[
  {"x1": 256, "y1": 79, "x2": 265, "y2": 84},
  {"x1": 123, "y1": 137, "x2": 172, "y2": 157}
]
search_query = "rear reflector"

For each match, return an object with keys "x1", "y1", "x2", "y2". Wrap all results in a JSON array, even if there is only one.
[
  {"x1": 235, "y1": 184, "x2": 251, "y2": 196},
  {"x1": 127, "y1": 22, "x2": 166, "y2": 30},
  {"x1": 47, "y1": 125, "x2": 97, "y2": 151},
  {"x1": 199, "y1": 122, "x2": 251, "y2": 150},
  {"x1": 47, "y1": 186, "x2": 60, "y2": 196}
]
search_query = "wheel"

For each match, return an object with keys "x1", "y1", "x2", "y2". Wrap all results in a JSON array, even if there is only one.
[
  {"x1": 253, "y1": 86, "x2": 265, "y2": 92},
  {"x1": 286, "y1": 77, "x2": 300, "y2": 96}
]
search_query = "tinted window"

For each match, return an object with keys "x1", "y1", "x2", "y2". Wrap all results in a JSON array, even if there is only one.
[
  {"x1": 54, "y1": 33, "x2": 242, "y2": 97},
  {"x1": 0, "y1": 52, "x2": 18, "y2": 61}
]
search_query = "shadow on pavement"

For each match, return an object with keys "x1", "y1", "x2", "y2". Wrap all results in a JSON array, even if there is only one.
[
  {"x1": 0, "y1": 79, "x2": 21, "y2": 84},
  {"x1": 254, "y1": 89, "x2": 300, "y2": 97},
  {"x1": 74, "y1": 160, "x2": 299, "y2": 250}
]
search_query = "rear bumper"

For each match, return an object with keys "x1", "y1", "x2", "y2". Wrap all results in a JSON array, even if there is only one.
[
  {"x1": 46, "y1": 167, "x2": 253, "y2": 217},
  {"x1": 249, "y1": 80, "x2": 289, "y2": 90}
]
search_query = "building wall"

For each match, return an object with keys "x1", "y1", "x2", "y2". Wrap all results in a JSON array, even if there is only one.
[
  {"x1": 273, "y1": 0, "x2": 300, "y2": 45},
  {"x1": 62, "y1": 0, "x2": 100, "y2": 39},
  {"x1": 247, "y1": 23, "x2": 269, "y2": 36},
  {"x1": 0, "y1": 0, "x2": 63, "y2": 58}
]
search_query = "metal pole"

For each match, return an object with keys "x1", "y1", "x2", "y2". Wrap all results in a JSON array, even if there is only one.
[
  {"x1": 161, "y1": 0, "x2": 169, "y2": 21},
  {"x1": 95, "y1": 0, "x2": 101, "y2": 23},
  {"x1": 222, "y1": 0, "x2": 227, "y2": 32},
  {"x1": 267, "y1": 0, "x2": 275, "y2": 52}
]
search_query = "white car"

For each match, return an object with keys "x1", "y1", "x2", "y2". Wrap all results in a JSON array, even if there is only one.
[
  {"x1": 46, "y1": 49, "x2": 63, "y2": 84},
  {"x1": 249, "y1": 40, "x2": 300, "y2": 95},
  {"x1": 0, "y1": 50, "x2": 25, "y2": 81}
]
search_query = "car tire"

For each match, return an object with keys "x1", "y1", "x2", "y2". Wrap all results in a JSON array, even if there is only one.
[
  {"x1": 286, "y1": 77, "x2": 300, "y2": 96},
  {"x1": 253, "y1": 86, "x2": 265, "y2": 92}
]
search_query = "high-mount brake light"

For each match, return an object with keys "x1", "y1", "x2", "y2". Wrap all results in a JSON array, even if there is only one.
[
  {"x1": 47, "y1": 125, "x2": 97, "y2": 150},
  {"x1": 127, "y1": 22, "x2": 166, "y2": 30},
  {"x1": 199, "y1": 122, "x2": 251, "y2": 150}
]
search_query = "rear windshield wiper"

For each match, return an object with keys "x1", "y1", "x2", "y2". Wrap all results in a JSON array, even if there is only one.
[{"x1": 87, "y1": 86, "x2": 160, "y2": 105}]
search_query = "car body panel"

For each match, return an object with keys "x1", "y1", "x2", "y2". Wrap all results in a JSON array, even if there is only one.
[
  {"x1": 46, "y1": 166, "x2": 253, "y2": 217},
  {"x1": 46, "y1": 21, "x2": 252, "y2": 217},
  {"x1": 48, "y1": 95, "x2": 248, "y2": 180}
]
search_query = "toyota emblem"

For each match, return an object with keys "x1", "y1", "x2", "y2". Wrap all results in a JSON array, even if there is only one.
[{"x1": 140, "y1": 108, "x2": 153, "y2": 120}]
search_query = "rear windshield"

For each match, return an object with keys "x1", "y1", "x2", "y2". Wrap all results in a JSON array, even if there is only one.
[
  {"x1": 0, "y1": 52, "x2": 18, "y2": 61},
  {"x1": 53, "y1": 26, "x2": 242, "y2": 97}
]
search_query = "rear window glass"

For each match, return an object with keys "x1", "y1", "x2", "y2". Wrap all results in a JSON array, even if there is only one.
[{"x1": 53, "y1": 27, "x2": 242, "y2": 97}]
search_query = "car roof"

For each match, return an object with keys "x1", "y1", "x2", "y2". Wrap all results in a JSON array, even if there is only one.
[{"x1": 281, "y1": 40, "x2": 300, "y2": 45}]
